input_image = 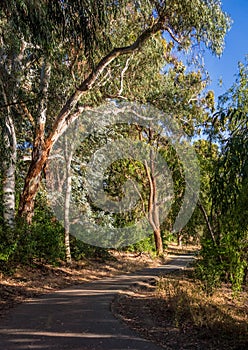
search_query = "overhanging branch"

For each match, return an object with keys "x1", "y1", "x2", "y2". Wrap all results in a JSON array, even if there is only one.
[{"x1": 47, "y1": 15, "x2": 177, "y2": 146}]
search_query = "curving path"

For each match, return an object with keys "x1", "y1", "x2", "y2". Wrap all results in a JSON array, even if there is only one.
[{"x1": 0, "y1": 254, "x2": 194, "y2": 350}]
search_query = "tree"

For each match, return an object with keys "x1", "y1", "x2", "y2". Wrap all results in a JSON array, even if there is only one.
[
  {"x1": 0, "y1": 88, "x2": 17, "y2": 228},
  {"x1": 0, "y1": 0, "x2": 231, "y2": 225},
  {"x1": 197, "y1": 59, "x2": 248, "y2": 291},
  {"x1": 66, "y1": 84, "x2": 213, "y2": 255}
]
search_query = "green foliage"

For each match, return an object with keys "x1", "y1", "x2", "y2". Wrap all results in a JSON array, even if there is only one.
[
  {"x1": 196, "y1": 231, "x2": 248, "y2": 293},
  {"x1": 195, "y1": 240, "x2": 224, "y2": 294},
  {"x1": 125, "y1": 234, "x2": 156, "y2": 254},
  {"x1": 0, "y1": 227, "x2": 17, "y2": 267},
  {"x1": 0, "y1": 194, "x2": 65, "y2": 269},
  {"x1": 13, "y1": 216, "x2": 65, "y2": 265},
  {"x1": 196, "y1": 59, "x2": 248, "y2": 292},
  {"x1": 70, "y1": 237, "x2": 113, "y2": 261},
  {"x1": 0, "y1": 0, "x2": 133, "y2": 61}
]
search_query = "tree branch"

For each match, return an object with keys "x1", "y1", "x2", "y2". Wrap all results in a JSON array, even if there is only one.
[
  {"x1": 32, "y1": 59, "x2": 51, "y2": 159},
  {"x1": 118, "y1": 55, "x2": 132, "y2": 96},
  {"x1": 20, "y1": 101, "x2": 35, "y2": 127},
  {"x1": 47, "y1": 16, "x2": 169, "y2": 145},
  {"x1": 197, "y1": 200, "x2": 217, "y2": 246},
  {"x1": 165, "y1": 26, "x2": 183, "y2": 45},
  {"x1": 124, "y1": 174, "x2": 149, "y2": 222}
]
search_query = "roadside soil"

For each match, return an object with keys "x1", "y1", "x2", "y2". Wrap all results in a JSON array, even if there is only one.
[
  {"x1": 112, "y1": 264, "x2": 248, "y2": 350},
  {"x1": 0, "y1": 250, "x2": 165, "y2": 318}
]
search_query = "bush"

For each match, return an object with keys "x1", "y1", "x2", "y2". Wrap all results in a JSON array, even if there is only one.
[
  {"x1": 0, "y1": 209, "x2": 65, "y2": 270},
  {"x1": 195, "y1": 231, "x2": 248, "y2": 293},
  {"x1": 70, "y1": 236, "x2": 113, "y2": 261},
  {"x1": 125, "y1": 234, "x2": 156, "y2": 254}
]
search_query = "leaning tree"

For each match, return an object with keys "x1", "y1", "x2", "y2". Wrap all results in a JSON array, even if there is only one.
[{"x1": 0, "y1": 0, "x2": 231, "y2": 227}]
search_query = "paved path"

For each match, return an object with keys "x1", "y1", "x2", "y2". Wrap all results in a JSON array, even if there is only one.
[{"x1": 0, "y1": 254, "x2": 194, "y2": 350}]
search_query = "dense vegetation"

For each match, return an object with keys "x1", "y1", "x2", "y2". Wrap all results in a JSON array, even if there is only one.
[{"x1": 0, "y1": 1, "x2": 247, "y2": 292}]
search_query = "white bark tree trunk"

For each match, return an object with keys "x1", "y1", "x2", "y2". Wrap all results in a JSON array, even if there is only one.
[
  {"x1": 0, "y1": 77, "x2": 17, "y2": 228},
  {"x1": 63, "y1": 136, "x2": 73, "y2": 265},
  {"x1": 2, "y1": 113, "x2": 17, "y2": 228}
]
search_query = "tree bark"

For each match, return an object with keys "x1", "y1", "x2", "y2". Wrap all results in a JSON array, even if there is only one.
[
  {"x1": 0, "y1": 80, "x2": 17, "y2": 228},
  {"x1": 154, "y1": 227, "x2": 163, "y2": 255},
  {"x1": 18, "y1": 60, "x2": 51, "y2": 223},
  {"x1": 150, "y1": 161, "x2": 164, "y2": 255},
  {"x1": 177, "y1": 232, "x2": 183, "y2": 247},
  {"x1": 197, "y1": 201, "x2": 217, "y2": 246},
  {"x1": 64, "y1": 136, "x2": 73, "y2": 265},
  {"x1": 18, "y1": 144, "x2": 52, "y2": 223},
  {"x1": 144, "y1": 128, "x2": 164, "y2": 255},
  {"x1": 2, "y1": 113, "x2": 17, "y2": 227}
]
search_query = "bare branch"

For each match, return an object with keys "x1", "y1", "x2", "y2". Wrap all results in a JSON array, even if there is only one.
[
  {"x1": 96, "y1": 68, "x2": 112, "y2": 87},
  {"x1": 38, "y1": 60, "x2": 51, "y2": 126},
  {"x1": 197, "y1": 200, "x2": 217, "y2": 247},
  {"x1": 164, "y1": 26, "x2": 183, "y2": 45},
  {"x1": 20, "y1": 101, "x2": 35, "y2": 127},
  {"x1": 125, "y1": 175, "x2": 149, "y2": 222},
  {"x1": 118, "y1": 55, "x2": 132, "y2": 96}
]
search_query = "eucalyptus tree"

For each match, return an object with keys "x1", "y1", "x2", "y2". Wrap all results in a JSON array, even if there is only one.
[
  {"x1": 0, "y1": 18, "x2": 24, "y2": 227},
  {"x1": 0, "y1": 0, "x2": 230, "y2": 226},
  {"x1": 66, "y1": 63, "x2": 223, "y2": 255}
]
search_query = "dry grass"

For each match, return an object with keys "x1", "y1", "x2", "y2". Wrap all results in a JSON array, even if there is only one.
[
  {"x1": 157, "y1": 274, "x2": 248, "y2": 336},
  {"x1": 113, "y1": 268, "x2": 248, "y2": 350}
]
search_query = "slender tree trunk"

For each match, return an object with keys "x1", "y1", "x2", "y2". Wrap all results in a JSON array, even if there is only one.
[
  {"x1": 151, "y1": 183, "x2": 163, "y2": 254},
  {"x1": 144, "y1": 128, "x2": 164, "y2": 255},
  {"x1": 177, "y1": 231, "x2": 183, "y2": 247},
  {"x1": 64, "y1": 136, "x2": 73, "y2": 265},
  {"x1": 151, "y1": 179, "x2": 163, "y2": 255},
  {"x1": 197, "y1": 201, "x2": 223, "y2": 264},
  {"x1": 153, "y1": 227, "x2": 163, "y2": 255},
  {"x1": 197, "y1": 201, "x2": 217, "y2": 246},
  {"x1": 0, "y1": 79, "x2": 17, "y2": 228},
  {"x1": 2, "y1": 113, "x2": 17, "y2": 227}
]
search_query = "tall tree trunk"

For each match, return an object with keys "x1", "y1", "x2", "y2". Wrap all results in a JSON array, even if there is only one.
[
  {"x1": 64, "y1": 136, "x2": 73, "y2": 265},
  {"x1": 18, "y1": 60, "x2": 51, "y2": 223},
  {"x1": 177, "y1": 231, "x2": 183, "y2": 247},
  {"x1": 2, "y1": 113, "x2": 17, "y2": 228},
  {"x1": 0, "y1": 80, "x2": 17, "y2": 228},
  {"x1": 18, "y1": 146, "x2": 51, "y2": 223},
  {"x1": 153, "y1": 227, "x2": 163, "y2": 255},
  {"x1": 144, "y1": 128, "x2": 164, "y2": 255},
  {"x1": 152, "y1": 205, "x2": 163, "y2": 254}
]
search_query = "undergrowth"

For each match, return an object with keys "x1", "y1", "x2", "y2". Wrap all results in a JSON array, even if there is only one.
[{"x1": 156, "y1": 273, "x2": 248, "y2": 346}]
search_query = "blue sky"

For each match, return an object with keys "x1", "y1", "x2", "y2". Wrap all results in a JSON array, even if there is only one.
[{"x1": 204, "y1": 0, "x2": 248, "y2": 98}]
